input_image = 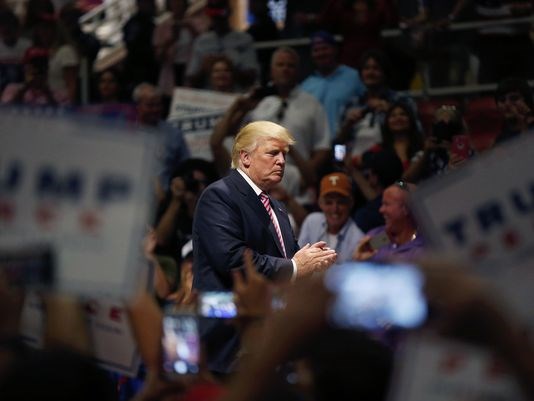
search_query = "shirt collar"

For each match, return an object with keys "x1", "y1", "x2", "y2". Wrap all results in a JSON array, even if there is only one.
[
  {"x1": 313, "y1": 65, "x2": 341, "y2": 79},
  {"x1": 236, "y1": 168, "x2": 263, "y2": 196}
]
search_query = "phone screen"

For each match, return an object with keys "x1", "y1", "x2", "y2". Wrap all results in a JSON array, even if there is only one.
[
  {"x1": 451, "y1": 135, "x2": 470, "y2": 160},
  {"x1": 324, "y1": 262, "x2": 427, "y2": 330},
  {"x1": 198, "y1": 291, "x2": 237, "y2": 318},
  {"x1": 161, "y1": 314, "x2": 200, "y2": 376},
  {"x1": 334, "y1": 144, "x2": 347, "y2": 162},
  {"x1": 368, "y1": 232, "x2": 391, "y2": 250}
]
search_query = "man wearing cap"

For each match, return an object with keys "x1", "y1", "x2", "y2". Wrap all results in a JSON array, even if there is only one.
[
  {"x1": 301, "y1": 30, "x2": 365, "y2": 136},
  {"x1": 299, "y1": 172, "x2": 364, "y2": 263}
]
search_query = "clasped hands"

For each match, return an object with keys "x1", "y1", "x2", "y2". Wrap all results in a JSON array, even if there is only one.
[{"x1": 293, "y1": 241, "x2": 337, "y2": 278}]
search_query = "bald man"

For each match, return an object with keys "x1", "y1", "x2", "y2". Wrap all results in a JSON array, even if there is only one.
[{"x1": 354, "y1": 180, "x2": 424, "y2": 262}]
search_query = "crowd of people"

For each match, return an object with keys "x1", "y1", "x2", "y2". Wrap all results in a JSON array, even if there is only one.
[{"x1": 2, "y1": 0, "x2": 534, "y2": 400}]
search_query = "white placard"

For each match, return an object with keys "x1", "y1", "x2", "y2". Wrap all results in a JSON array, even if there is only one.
[
  {"x1": 410, "y1": 135, "x2": 534, "y2": 323},
  {"x1": 0, "y1": 111, "x2": 158, "y2": 297},
  {"x1": 20, "y1": 293, "x2": 141, "y2": 377},
  {"x1": 388, "y1": 334, "x2": 525, "y2": 401},
  {"x1": 168, "y1": 87, "x2": 238, "y2": 161}
]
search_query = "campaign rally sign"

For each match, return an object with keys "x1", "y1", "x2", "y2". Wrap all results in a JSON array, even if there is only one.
[
  {"x1": 168, "y1": 87, "x2": 237, "y2": 160},
  {"x1": 0, "y1": 110, "x2": 159, "y2": 297},
  {"x1": 388, "y1": 334, "x2": 525, "y2": 401},
  {"x1": 20, "y1": 293, "x2": 141, "y2": 376},
  {"x1": 410, "y1": 134, "x2": 534, "y2": 322}
]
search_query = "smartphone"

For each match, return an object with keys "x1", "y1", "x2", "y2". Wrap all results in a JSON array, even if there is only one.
[
  {"x1": 368, "y1": 231, "x2": 391, "y2": 250},
  {"x1": 198, "y1": 291, "x2": 237, "y2": 318},
  {"x1": 161, "y1": 314, "x2": 200, "y2": 376},
  {"x1": 0, "y1": 245, "x2": 54, "y2": 288},
  {"x1": 324, "y1": 261, "x2": 427, "y2": 330},
  {"x1": 451, "y1": 135, "x2": 470, "y2": 160},
  {"x1": 334, "y1": 144, "x2": 347, "y2": 162}
]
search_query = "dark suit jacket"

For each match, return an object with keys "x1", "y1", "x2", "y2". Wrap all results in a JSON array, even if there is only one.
[{"x1": 192, "y1": 169, "x2": 299, "y2": 373}]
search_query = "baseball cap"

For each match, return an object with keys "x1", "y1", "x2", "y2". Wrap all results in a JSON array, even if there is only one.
[
  {"x1": 319, "y1": 172, "x2": 351, "y2": 198},
  {"x1": 310, "y1": 30, "x2": 336, "y2": 49}
]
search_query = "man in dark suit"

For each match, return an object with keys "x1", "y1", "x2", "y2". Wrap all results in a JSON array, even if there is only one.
[{"x1": 193, "y1": 120, "x2": 337, "y2": 374}]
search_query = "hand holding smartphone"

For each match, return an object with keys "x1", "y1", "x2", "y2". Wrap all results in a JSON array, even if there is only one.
[
  {"x1": 198, "y1": 291, "x2": 237, "y2": 318},
  {"x1": 161, "y1": 313, "x2": 200, "y2": 377},
  {"x1": 325, "y1": 261, "x2": 427, "y2": 330},
  {"x1": 368, "y1": 231, "x2": 391, "y2": 250},
  {"x1": 450, "y1": 135, "x2": 470, "y2": 160}
]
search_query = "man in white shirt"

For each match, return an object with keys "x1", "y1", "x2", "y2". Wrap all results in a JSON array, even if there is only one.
[
  {"x1": 211, "y1": 46, "x2": 332, "y2": 189},
  {"x1": 299, "y1": 172, "x2": 364, "y2": 263}
]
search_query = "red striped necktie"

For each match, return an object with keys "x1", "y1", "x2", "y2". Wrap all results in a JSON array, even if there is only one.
[{"x1": 259, "y1": 192, "x2": 287, "y2": 258}]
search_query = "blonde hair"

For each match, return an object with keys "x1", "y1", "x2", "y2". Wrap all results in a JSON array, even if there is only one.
[{"x1": 231, "y1": 121, "x2": 295, "y2": 169}]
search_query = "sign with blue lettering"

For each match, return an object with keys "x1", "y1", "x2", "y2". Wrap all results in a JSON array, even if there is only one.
[
  {"x1": 0, "y1": 111, "x2": 159, "y2": 296},
  {"x1": 168, "y1": 87, "x2": 237, "y2": 161},
  {"x1": 411, "y1": 134, "x2": 534, "y2": 323}
]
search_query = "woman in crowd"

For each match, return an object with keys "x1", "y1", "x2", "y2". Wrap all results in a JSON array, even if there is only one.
[
  {"x1": 380, "y1": 101, "x2": 423, "y2": 170},
  {"x1": 335, "y1": 49, "x2": 418, "y2": 163},
  {"x1": 207, "y1": 55, "x2": 236, "y2": 93},
  {"x1": 78, "y1": 67, "x2": 137, "y2": 121},
  {"x1": 403, "y1": 104, "x2": 473, "y2": 182},
  {"x1": 342, "y1": 101, "x2": 421, "y2": 213}
]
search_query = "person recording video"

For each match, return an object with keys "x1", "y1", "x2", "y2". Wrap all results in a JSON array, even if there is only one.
[
  {"x1": 209, "y1": 46, "x2": 331, "y2": 192},
  {"x1": 403, "y1": 105, "x2": 473, "y2": 183}
]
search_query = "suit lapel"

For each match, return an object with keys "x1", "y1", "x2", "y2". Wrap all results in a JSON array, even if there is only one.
[
  {"x1": 227, "y1": 170, "x2": 268, "y2": 221},
  {"x1": 226, "y1": 170, "x2": 289, "y2": 257}
]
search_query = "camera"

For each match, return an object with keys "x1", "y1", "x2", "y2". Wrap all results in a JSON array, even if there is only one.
[
  {"x1": 324, "y1": 261, "x2": 427, "y2": 330},
  {"x1": 161, "y1": 313, "x2": 200, "y2": 377}
]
